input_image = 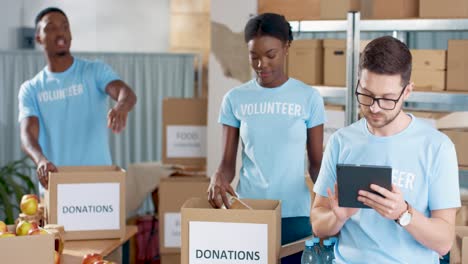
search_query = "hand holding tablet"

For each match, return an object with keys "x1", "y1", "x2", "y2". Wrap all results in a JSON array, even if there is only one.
[{"x1": 336, "y1": 164, "x2": 392, "y2": 208}]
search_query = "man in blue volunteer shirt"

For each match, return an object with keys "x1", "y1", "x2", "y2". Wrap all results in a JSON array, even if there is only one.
[
  {"x1": 312, "y1": 36, "x2": 460, "y2": 263},
  {"x1": 18, "y1": 7, "x2": 137, "y2": 190}
]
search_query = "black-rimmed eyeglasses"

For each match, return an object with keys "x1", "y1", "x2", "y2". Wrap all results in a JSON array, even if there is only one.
[{"x1": 355, "y1": 80, "x2": 408, "y2": 110}]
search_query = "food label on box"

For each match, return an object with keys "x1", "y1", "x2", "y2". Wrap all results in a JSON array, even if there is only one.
[
  {"x1": 57, "y1": 183, "x2": 120, "y2": 231},
  {"x1": 189, "y1": 221, "x2": 268, "y2": 264},
  {"x1": 164, "y1": 212, "x2": 181, "y2": 247},
  {"x1": 166, "y1": 125, "x2": 207, "y2": 158}
]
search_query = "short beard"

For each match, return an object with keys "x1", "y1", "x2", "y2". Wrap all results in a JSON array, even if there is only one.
[{"x1": 363, "y1": 105, "x2": 402, "y2": 129}]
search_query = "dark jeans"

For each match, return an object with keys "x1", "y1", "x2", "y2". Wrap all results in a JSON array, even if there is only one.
[{"x1": 281, "y1": 216, "x2": 312, "y2": 264}]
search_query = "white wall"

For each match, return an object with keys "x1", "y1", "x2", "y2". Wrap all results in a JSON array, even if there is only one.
[
  {"x1": 0, "y1": 1, "x2": 23, "y2": 50},
  {"x1": 0, "y1": 0, "x2": 169, "y2": 52},
  {"x1": 207, "y1": 1, "x2": 257, "y2": 178}
]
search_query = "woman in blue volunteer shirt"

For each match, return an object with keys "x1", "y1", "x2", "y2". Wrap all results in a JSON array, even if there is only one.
[{"x1": 208, "y1": 13, "x2": 326, "y2": 263}]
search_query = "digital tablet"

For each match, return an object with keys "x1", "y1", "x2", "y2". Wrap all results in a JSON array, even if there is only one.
[{"x1": 336, "y1": 164, "x2": 392, "y2": 208}]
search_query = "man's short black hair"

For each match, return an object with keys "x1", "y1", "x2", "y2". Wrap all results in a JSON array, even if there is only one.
[{"x1": 35, "y1": 7, "x2": 68, "y2": 29}]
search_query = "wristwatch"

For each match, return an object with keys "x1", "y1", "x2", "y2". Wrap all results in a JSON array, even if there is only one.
[{"x1": 396, "y1": 201, "x2": 413, "y2": 227}]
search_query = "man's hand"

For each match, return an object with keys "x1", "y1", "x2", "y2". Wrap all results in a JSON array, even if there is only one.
[
  {"x1": 327, "y1": 183, "x2": 359, "y2": 223},
  {"x1": 107, "y1": 107, "x2": 128, "y2": 134},
  {"x1": 207, "y1": 171, "x2": 236, "y2": 209},
  {"x1": 358, "y1": 184, "x2": 407, "y2": 220},
  {"x1": 37, "y1": 158, "x2": 58, "y2": 189}
]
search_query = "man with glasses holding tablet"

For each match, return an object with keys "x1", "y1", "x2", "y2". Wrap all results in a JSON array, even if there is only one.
[{"x1": 311, "y1": 36, "x2": 460, "y2": 263}]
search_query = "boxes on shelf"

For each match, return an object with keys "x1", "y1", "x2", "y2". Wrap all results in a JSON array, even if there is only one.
[
  {"x1": 323, "y1": 39, "x2": 371, "y2": 86},
  {"x1": 287, "y1": 39, "x2": 323, "y2": 85},
  {"x1": 45, "y1": 166, "x2": 126, "y2": 240},
  {"x1": 447, "y1": 40, "x2": 468, "y2": 92},
  {"x1": 0, "y1": 225, "x2": 55, "y2": 263},
  {"x1": 159, "y1": 176, "x2": 210, "y2": 255},
  {"x1": 371, "y1": 0, "x2": 419, "y2": 19},
  {"x1": 420, "y1": 0, "x2": 468, "y2": 18},
  {"x1": 412, "y1": 49, "x2": 447, "y2": 71},
  {"x1": 411, "y1": 49, "x2": 447, "y2": 91},
  {"x1": 320, "y1": 0, "x2": 372, "y2": 19},
  {"x1": 443, "y1": 130, "x2": 468, "y2": 167},
  {"x1": 410, "y1": 111, "x2": 468, "y2": 166},
  {"x1": 258, "y1": 0, "x2": 320, "y2": 21},
  {"x1": 162, "y1": 98, "x2": 207, "y2": 167},
  {"x1": 181, "y1": 198, "x2": 281, "y2": 264}
]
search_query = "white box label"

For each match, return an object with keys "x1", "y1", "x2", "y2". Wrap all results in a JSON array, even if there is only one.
[
  {"x1": 164, "y1": 212, "x2": 181, "y2": 247},
  {"x1": 189, "y1": 221, "x2": 268, "y2": 264},
  {"x1": 57, "y1": 183, "x2": 120, "y2": 231},
  {"x1": 166, "y1": 125, "x2": 207, "y2": 158}
]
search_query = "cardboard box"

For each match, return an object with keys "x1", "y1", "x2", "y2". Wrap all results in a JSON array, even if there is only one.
[
  {"x1": 46, "y1": 166, "x2": 126, "y2": 241},
  {"x1": 451, "y1": 226, "x2": 468, "y2": 264},
  {"x1": 457, "y1": 206, "x2": 468, "y2": 226},
  {"x1": 411, "y1": 49, "x2": 447, "y2": 71},
  {"x1": 441, "y1": 130, "x2": 468, "y2": 166},
  {"x1": 323, "y1": 39, "x2": 370, "y2": 86},
  {"x1": 287, "y1": 39, "x2": 323, "y2": 85},
  {"x1": 448, "y1": 40, "x2": 468, "y2": 92},
  {"x1": 412, "y1": 70, "x2": 446, "y2": 91},
  {"x1": 181, "y1": 198, "x2": 281, "y2": 264},
  {"x1": 371, "y1": 0, "x2": 419, "y2": 19},
  {"x1": 320, "y1": 0, "x2": 372, "y2": 19},
  {"x1": 161, "y1": 253, "x2": 181, "y2": 264},
  {"x1": 420, "y1": 0, "x2": 468, "y2": 18},
  {"x1": 0, "y1": 227, "x2": 55, "y2": 264},
  {"x1": 162, "y1": 98, "x2": 207, "y2": 167},
  {"x1": 159, "y1": 176, "x2": 210, "y2": 254},
  {"x1": 409, "y1": 111, "x2": 468, "y2": 166},
  {"x1": 411, "y1": 49, "x2": 447, "y2": 91},
  {"x1": 258, "y1": 0, "x2": 320, "y2": 21}
]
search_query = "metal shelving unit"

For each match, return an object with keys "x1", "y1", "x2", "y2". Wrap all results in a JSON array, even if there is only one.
[
  {"x1": 292, "y1": 14, "x2": 468, "y2": 181},
  {"x1": 292, "y1": 15, "x2": 468, "y2": 121},
  {"x1": 292, "y1": 18, "x2": 468, "y2": 32},
  {"x1": 315, "y1": 86, "x2": 468, "y2": 112}
]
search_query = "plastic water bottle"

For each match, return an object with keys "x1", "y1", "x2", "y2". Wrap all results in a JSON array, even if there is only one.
[
  {"x1": 301, "y1": 240, "x2": 315, "y2": 264},
  {"x1": 321, "y1": 239, "x2": 335, "y2": 264},
  {"x1": 301, "y1": 238, "x2": 323, "y2": 264}
]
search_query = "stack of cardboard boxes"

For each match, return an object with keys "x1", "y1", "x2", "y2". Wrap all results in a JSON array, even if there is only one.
[
  {"x1": 159, "y1": 98, "x2": 210, "y2": 264},
  {"x1": 287, "y1": 39, "x2": 370, "y2": 87},
  {"x1": 409, "y1": 111, "x2": 468, "y2": 263}
]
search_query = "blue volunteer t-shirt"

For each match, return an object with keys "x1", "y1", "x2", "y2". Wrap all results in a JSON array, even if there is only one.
[
  {"x1": 219, "y1": 78, "x2": 326, "y2": 218},
  {"x1": 314, "y1": 114, "x2": 461, "y2": 264},
  {"x1": 18, "y1": 57, "x2": 119, "y2": 167}
]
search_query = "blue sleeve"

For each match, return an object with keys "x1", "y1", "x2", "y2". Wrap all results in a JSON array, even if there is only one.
[
  {"x1": 218, "y1": 91, "x2": 240, "y2": 128},
  {"x1": 18, "y1": 82, "x2": 38, "y2": 122},
  {"x1": 94, "y1": 61, "x2": 120, "y2": 93},
  {"x1": 428, "y1": 139, "x2": 461, "y2": 210},
  {"x1": 314, "y1": 133, "x2": 339, "y2": 197},
  {"x1": 306, "y1": 91, "x2": 326, "y2": 128}
]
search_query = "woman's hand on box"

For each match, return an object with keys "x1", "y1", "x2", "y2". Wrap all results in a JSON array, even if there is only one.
[{"x1": 208, "y1": 171, "x2": 236, "y2": 209}]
